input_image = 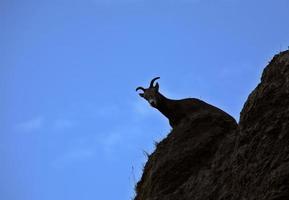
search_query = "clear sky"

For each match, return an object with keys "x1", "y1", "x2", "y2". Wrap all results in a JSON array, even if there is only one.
[{"x1": 1, "y1": 0, "x2": 289, "y2": 199}]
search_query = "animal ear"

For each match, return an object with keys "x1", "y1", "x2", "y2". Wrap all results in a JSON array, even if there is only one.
[
  {"x1": 139, "y1": 93, "x2": 144, "y2": 97},
  {"x1": 154, "y1": 82, "x2": 159, "y2": 91}
]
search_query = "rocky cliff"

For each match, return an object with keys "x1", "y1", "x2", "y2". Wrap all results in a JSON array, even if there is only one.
[{"x1": 134, "y1": 50, "x2": 289, "y2": 200}]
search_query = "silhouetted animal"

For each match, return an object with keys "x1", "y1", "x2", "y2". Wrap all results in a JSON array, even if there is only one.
[{"x1": 136, "y1": 77, "x2": 234, "y2": 128}]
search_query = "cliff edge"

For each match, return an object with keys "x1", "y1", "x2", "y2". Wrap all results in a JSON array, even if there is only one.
[{"x1": 134, "y1": 50, "x2": 289, "y2": 200}]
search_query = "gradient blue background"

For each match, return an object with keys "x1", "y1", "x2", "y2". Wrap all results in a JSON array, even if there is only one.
[{"x1": 1, "y1": 0, "x2": 289, "y2": 199}]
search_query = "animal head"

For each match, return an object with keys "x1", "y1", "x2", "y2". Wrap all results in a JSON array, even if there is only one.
[{"x1": 136, "y1": 77, "x2": 160, "y2": 107}]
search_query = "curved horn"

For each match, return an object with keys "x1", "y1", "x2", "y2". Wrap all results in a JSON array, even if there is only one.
[
  {"x1": 136, "y1": 87, "x2": 146, "y2": 92},
  {"x1": 149, "y1": 77, "x2": 160, "y2": 88}
]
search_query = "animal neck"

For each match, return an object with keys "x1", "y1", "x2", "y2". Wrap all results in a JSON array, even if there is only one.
[{"x1": 155, "y1": 92, "x2": 174, "y2": 118}]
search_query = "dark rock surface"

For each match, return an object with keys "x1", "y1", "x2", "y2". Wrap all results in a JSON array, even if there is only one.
[{"x1": 134, "y1": 50, "x2": 289, "y2": 200}]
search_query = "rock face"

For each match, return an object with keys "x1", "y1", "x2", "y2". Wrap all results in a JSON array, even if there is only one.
[{"x1": 134, "y1": 50, "x2": 289, "y2": 200}]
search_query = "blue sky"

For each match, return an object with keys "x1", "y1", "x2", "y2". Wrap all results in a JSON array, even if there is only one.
[{"x1": 1, "y1": 0, "x2": 289, "y2": 199}]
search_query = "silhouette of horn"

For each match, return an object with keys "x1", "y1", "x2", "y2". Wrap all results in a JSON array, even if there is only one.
[
  {"x1": 136, "y1": 87, "x2": 146, "y2": 92},
  {"x1": 149, "y1": 77, "x2": 160, "y2": 88}
]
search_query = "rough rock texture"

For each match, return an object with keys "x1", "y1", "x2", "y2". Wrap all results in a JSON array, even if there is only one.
[{"x1": 134, "y1": 50, "x2": 289, "y2": 200}]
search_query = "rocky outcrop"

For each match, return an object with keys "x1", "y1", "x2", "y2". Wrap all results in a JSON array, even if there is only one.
[{"x1": 134, "y1": 50, "x2": 289, "y2": 200}]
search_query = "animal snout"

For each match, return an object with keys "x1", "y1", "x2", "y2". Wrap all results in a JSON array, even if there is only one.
[{"x1": 149, "y1": 99, "x2": 157, "y2": 107}]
